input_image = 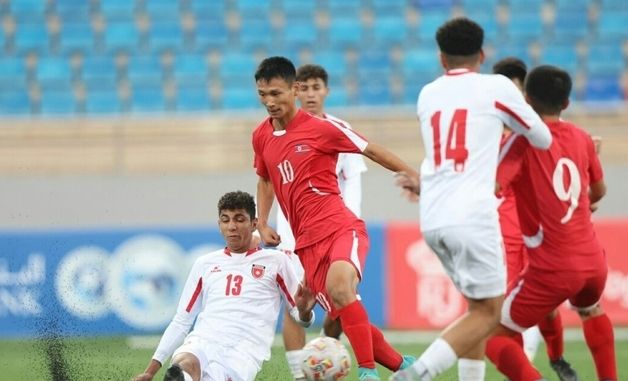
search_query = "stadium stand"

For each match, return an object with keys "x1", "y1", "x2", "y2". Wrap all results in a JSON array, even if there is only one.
[{"x1": 0, "y1": 0, "x2": 625, "y2": 116}]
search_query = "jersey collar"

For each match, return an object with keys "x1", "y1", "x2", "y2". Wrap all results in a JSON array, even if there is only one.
[
  {"x1": 445, "y1": 68, "x2": 474, "y2": 76},
  {"x1": 223, "y1": 246, "x2": 261, "y2": 256}
]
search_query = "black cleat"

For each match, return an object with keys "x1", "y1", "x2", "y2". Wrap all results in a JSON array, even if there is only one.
[
  {"x1": 163, "y1": 364, "x2": 185, "y2": 381},
  {"x1": 550, "y1": 357, "x2": 579, "y2": 381}
]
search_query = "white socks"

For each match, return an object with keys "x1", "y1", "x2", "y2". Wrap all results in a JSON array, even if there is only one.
[
  {"x1": 285, "y1": 350, "x2": 306, "y2": 379},
  {"x1": 458, "y1": 358, "x2": 486, "y2": 381},
  {"x1": 523, "y1": 325, "x2": 542, "y2": 361},
  {"x1": 414, "y1": 338, "x2": 458, "y2": 380}
]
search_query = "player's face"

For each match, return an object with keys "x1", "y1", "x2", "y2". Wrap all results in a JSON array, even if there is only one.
[
  {"x1": 257, "y1": 77, "x2": 298, "y2": 123},
  {"x1": 297, "y1": 78, "x2": 329, "y2": 117},
  {"x1": 219, "y1": 209, "x2": 258, "y2": 253}
]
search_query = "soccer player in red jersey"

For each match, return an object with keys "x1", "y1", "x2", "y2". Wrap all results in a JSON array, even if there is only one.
[
  {"x1": 252, "y1": 56, "x2": 419, "y2": 381},
  {"x1": 486, "y1": 65, "x2": 616, "y2": 381},
  {"x1": 493, "y1": 57, "x2": 578, "y2": 381}
]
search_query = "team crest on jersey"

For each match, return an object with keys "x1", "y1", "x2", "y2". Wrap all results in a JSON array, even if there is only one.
[
  {"x1": 295, "y1": 144, "x2": 311, "y2": 153},
  {"x1": 251, "y1": 264, "x2": 266, "y2": 279}
]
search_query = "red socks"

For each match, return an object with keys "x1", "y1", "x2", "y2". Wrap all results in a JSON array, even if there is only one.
[
  {"x1": 486, "y1": 335, "x2": 542, "y2": 381},
  {"x1": 337, "y1": 300, "x2": 375, "y2": 368},
  {"x1": 538, "y1": 311, "x2": 564, "y2": 361},
  {"x1": 370, "y1": 324, "x2": 403, "y2": 370},
  {"x1": 583, "y1": 313, "x2": 616, "y2": 381}
]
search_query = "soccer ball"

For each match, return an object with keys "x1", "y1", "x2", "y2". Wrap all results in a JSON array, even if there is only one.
[{"x1": 300, "y1": 336, "x2": 352, "y2": 381}]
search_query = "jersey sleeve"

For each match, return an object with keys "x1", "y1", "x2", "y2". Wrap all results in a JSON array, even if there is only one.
[
  {"x1": 318, "y1": 119, "x2": 368, "y2": 154},
  {"x1": 496, "y1": 134, "x2": 528, "y2": 192},
  {"x1": 152, "y1": 258, "x2": 205, "y2": 363},
  {"x1": 586, "y1": 134, "x2": 604, "y2": 183},
  {"x1": 275, "y1": 251, "x2": 300, "y2": 309},
  {"x1": 252, "y1": 131, "x2": 269, "y2": 178},
  {"x1": 493, "y1": 77, "x2": 552, "y2": 149}
]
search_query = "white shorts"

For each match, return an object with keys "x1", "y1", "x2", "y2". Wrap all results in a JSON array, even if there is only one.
[
  {"x1": 423, "y1": 225, "x2": 506, "y2": 299},
  {"x1": 288, "y1": 250, "x2": 305, "y2": 280},
  {"x1": 172, "y1": 337, "x2": 261, "y2": 381}
]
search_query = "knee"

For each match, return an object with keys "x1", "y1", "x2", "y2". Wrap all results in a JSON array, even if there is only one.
[
  {"x1": 325, "y1": 280, "x2": 354, "y2": 307},
  {"x1": 577, "y1": 303, "x2": 603, "y2": 320},
  {"x1": 470, "y1": 296, "x2": 503, "y2": 326}
]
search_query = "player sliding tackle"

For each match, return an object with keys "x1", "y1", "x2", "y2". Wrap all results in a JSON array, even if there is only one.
[{"x1": 132, "y1": 191, "x2": 316, "y2": 381}]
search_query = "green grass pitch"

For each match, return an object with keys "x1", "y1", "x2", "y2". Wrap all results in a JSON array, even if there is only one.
[{"x1": 0, "y1": 334, "x2": 625, "y2": 380}]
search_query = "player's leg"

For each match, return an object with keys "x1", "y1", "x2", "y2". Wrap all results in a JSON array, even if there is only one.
[
  {"x1": 322, "y1": 313, "x2": 343, "y2": 338},
  {"x1": 283, "y1": 252, "x2": 308, "y2": 380},
  {"x1": 283, "y1": 307, "x2": 307, "y2": 380},
  {"x1": 572, "y1": 271, "x2": 616, "y2": 381},
  {"x1": 535, "y1": 309, "x2": 579, "y2": 381},
  {"x1": 485, "y1": 325, "x2": 544, "y2": 381},
  {"x1": 167, "y1": 352, "x2": 201, "y2": 381},
  {"x1": 522, "y1": 325, "x2": 542, "y2": 361}
]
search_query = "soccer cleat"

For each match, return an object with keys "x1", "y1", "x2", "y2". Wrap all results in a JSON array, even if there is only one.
[
  {"x1": 549, "y1": 357, "x2": 579, "y2": 381},
  {"x1": 399, "y1": 355, "x2": 417, "y2": 370},
  {"x1": 358, "y1": 367, "x2": 381, "y2": 381},
  {"x1": 163, "y1": 364, "x2": 185, "y2": 381},
  {"x1": 388, "y1": 366, "x2": 425, "y2": 381}
]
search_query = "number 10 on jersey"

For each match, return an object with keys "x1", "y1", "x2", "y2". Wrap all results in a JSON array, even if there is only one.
[{"x1": 430, "y1": 109, "x2": 469, "y2": 172}]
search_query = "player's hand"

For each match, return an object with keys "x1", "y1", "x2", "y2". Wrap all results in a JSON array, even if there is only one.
[
  {"x1": 295, "y1": 283, "x2": 316, "y2": 317},
  {"x1": 131, "y1": 373, "x2": 153, "y2": 381},
  {"x1": 590, "y1": 202, "x2": 599, "y2": 213},
  {"x1": 394, "y1": 171, "x2": 420, "y2": 202},
  {"x1": 592, "y1": 135, "x2": 602, "y2": 155},
  {"x1": 257, "y1": 224, "x2": 281, "y2": 247}
]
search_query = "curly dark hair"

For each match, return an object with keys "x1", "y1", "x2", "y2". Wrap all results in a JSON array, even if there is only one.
[
  {"x1": 493, "y1": 57, "x2": 527, "y2": 83},
  {"x1": 296, "y1": 64, "x2": 329, "y2": 86},
  {"x1": 525, "y1": 65, "x2": 572, "y2": 115},
  {"x1": 217, "y1": 191, "x2": 256, "y2": 219},
  {"x1": 255, "y1": 56, "x2": 296, "y2": 84},
  {"x1": 436, "y1": 17, "x2": 484, "y2": 57}
]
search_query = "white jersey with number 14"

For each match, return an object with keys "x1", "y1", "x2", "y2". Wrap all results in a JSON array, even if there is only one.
[{"x1": 417, "y1": 69, "x2": 551, "y2": 231}]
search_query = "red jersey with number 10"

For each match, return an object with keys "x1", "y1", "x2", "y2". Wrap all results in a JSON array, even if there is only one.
[
  {"x1": 252, "y1": 109, "x2": 368, "y2": 250},
  {"x1": 497, "y1": 120, "x2": 604, "y2": 273}
]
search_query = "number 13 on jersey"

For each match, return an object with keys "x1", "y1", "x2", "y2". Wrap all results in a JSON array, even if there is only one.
[{"x1": 430, "y1": 109, "x2": 469, "y2": 172}]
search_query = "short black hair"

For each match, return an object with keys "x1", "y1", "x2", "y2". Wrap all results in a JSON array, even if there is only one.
[
  {"x1": 218, "y1": 191, "x2": 256, "y2": 220},
  {"x1": 254, "y1": 56, "x2": 296, "y2": 84},
  {"x1": 436, "y1": 17, "x2": 484, "y2": 56},
  {"x1": 296, "y1": 64, "x2": 329, "y2": 86},
  {"x1": 493, "y1": 57, "x2": 527, "y2": 83},
  {"x1": 525, "y1": 65, "x2": 572, "y2": 115}
]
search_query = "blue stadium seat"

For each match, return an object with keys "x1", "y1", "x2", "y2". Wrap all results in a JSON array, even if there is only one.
[
  {"x1": 280, "y1": 19, "x2": 318, "y2": 49},
  {"x1": 326, "y1": 0, "x2": 362, "y2": 15},
  {"x1": 0, "y1": 57, "x2": 26, "y2": 84},
  {"x1": 554, "y1": 0, "x2": 589, "y2": 13},
  {"x1": 493, "y1": 45, "x2": 533, "y2": 67},
  {"x1": 402, "y1": 48, "x2": 440, "y2": 76},
  {"x1": 359, "y1": 51, "x2": 391, "y2": 72},
  {"x1": 371, "y1": 0, "x2": 405, "y2": 16},
  {"x1": 126, "y1": 54, "x2": 163, "y2": 84},
  {"x1": 149, "y1": 23, "x2": 183, "y2": 52},
  {"x1": 239, "y1": 19, "x2": 274, "y2": 51},
  {"x1": 413, "y1": 0, "x2": 455, "y2": 10},
  {"x1": 552, "y1": 12, "x2": 590, "y2": 41},
  {"x1": 597, "y1": 12, "x2": 628, "y2": 41},
  {"x1": 104, "y1": 22, "x2": 139, "y2": 52},
  {"x1": 586, "y1": 43, "x2": 625, "y2": 76},
  {"x1": 358, "y1": 78, "x2": 392, "y2": 106},
  {"x1": 312, "y1": 51, "x2": 347, "y2": 80},
  {"x1": 327, "y1": 17, "x2": 363, "y2": 48},
  {"x1": 39, "y1": 91, "x2": 77, "y2": 114},
  {"x1": 326, "y1": 86, "x2": 349, "y2": 107},
  {"x1": 219, "y1": 52, "x2": 256, "y2": 84},
  {"x1": 282, "y1": 0, "x2": 317, "y2": 17},
  {"x1": 539, "y1": 45, "x2": 580, "y2": 73},
  {"x1": 417, "y1": 10, "x2": 451, "y2": 42},
  {"x1": 176, "y1": 84, "x2": 211, "y2": 111},
  {"x1": 59, "y1": 22, "x2": 94, "y2": 54},
  {"x1": 463, "y1": 12, "x2": 500, "y2": 42},
  {"x1": 172, "y1": 54, "x2": 208, "y2": 85},
  {"x1": 372, "y1": 16, "x2": 409, "y2": 45},
  {"x1": 188, "y1": 0, "x2": 226, "y2": 18},
  {"x1": 584, "y1": 75, "x2": 624, "y2": 101},
  {"x1": 55, "y1": 0, "x2": 91, "y2": 21},
  {"x1": 14, "y1": 23, "x2": 50, "y2": 52},
  {"x1": 509, "y1": 0, "x2": 544, "y2": 13},
  {"x1": 144, "y1": 0, "x2": 181, "y2": 21},
  {"x1": 222, "y1": 86, "x2": 258, "y2": 109},
  {"x1": 81, "y1": 55, "x2": 118, "y2": 88},
  {"x1": 195, "y1": 21, "x2": 229, "y2": 50},
  {"x1": 131, "y1": 85, "x2": 166, "y2": 112},
  {"x1": 99, "y1": 0, "x2": 137, "y2": 20},
  {"x1": 506, "y1": 12, "x2": 544, "y2": 43},
  {"x1": 85, "y1": 90, "x2": 121, "y2": 113},
  {"x1": 234, "y1": 0, "x2": 272, "y2": 16},
  {"x1": 404, "y1": 73, "x2": 437, "y2": 104},
  {"x1": 36, "y1": 57, "x2": 73, "y2": 85},
  {"x1": 0, "y1": 91, "x2": 31, "y2": 114},
  {"x1": 459, "y1": 0, "x2": 500, "y2": 11},
  {"x1": 600, "y1": 0, "x2": 628, "y2": 11},
  {"x1": 9, "y1": 0, "x2": 48, "y2": 22}
]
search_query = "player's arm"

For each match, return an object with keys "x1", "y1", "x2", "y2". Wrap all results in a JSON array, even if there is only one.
[
  {"x1": 276, "y1": 252, "x2": 315, "y2": 326},
  {"x1": 589, "y1": 180, "x2": 606, "y2": 206},
  {"x1": 362, "y1": 142, "x2": 420, "y2": 195},
  {"x1": 496, "y1": 134, "x2": 527, "y2": 194},
  {"x1": 495, "y1": 77, "x2": 552, "y2": 149},
  {"x1": 256, "y1": 176, "x2": 281, "y2": 246},
  {"x1": 587, "y1": 134, "x2": 606, "y2": 207}
]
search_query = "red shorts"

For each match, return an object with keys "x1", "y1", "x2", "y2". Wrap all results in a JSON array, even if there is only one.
[
  {"x1": 502, "y1": 265, "x2": 607, "y2": 332},
  {"x1": 296, "y1": 221, "x2": 369, "y2": 318}
]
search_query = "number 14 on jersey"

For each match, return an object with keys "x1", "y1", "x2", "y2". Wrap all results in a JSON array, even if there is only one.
[{"x1": 430, "y1": 109, "x2": 469, "y2": 172}]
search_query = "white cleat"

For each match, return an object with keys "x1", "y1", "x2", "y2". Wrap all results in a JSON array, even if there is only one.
[{"x1": 389, "y1": 366, "x2": 423, "y2": 381}]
